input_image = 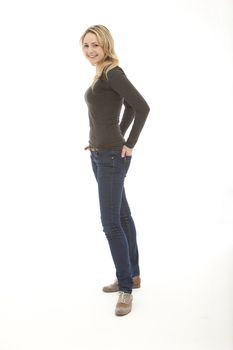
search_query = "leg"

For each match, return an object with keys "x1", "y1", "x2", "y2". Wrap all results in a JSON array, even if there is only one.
[
  {"x1": 91, "y1": 150, "x2": 133, "y2": 293},
  {"x1": 120, "y1": 188, "x2": 140, "y2": 277}
]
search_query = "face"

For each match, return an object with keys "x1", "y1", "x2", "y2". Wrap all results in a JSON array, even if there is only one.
[{"x1": 82, "y1": 32, "x2": 105, "y2": 66}]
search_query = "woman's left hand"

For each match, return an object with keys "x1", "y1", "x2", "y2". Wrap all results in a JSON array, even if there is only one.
[{"x1": 121, "y1": 145, "x2": 133, "y2": 158}]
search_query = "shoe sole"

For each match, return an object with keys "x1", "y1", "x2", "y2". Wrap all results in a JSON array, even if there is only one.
[{"x1": 115, "y1": 306, "x2": 132, "y2": 316}]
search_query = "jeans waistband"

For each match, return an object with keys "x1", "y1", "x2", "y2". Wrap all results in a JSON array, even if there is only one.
[{"x1": 84, "y1": 146, "x2": 122, "y2": 152}]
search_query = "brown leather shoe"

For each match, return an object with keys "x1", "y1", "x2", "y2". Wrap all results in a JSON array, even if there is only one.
[
  {"x1": 115, "y1": 291, "x2": 133, "y2": 316},
  {"x1": 103, "y1": 275, "x2": 141, "y2": 293}
]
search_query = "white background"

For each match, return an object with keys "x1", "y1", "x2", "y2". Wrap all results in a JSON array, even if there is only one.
[{"x1": 0, "y1": 0, "x2": 233, "y2": 349}]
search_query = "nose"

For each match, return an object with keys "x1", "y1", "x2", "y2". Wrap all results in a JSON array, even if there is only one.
[{"x1": 87, "y1": 47, "x2": 95, "y2": 56}]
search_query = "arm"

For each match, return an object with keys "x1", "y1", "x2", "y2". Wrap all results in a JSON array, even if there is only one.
[{"x1": 107, "y1": 67, "x2": 150, "y2": 148}]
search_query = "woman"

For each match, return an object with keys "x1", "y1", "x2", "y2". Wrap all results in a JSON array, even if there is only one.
[{"x1": 80, "y1": 25, "x2": 150, "y2": 316}]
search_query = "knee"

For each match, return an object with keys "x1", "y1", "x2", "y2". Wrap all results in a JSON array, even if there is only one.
[
  {"x1": 120, "y1": 212, "x2": 131, "y2": 223},
  {"x1": 102, "y1": 221, "x2": 123, "y2": 239}
]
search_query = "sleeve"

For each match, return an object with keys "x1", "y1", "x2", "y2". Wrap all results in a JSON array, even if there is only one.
[{"x1": 107, "y1": 67, "x2": 150, "y2": 148}]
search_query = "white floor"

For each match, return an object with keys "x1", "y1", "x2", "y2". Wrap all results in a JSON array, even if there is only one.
[{"x1": 0, "y1": 237, "x2": 232, "y2": 350}]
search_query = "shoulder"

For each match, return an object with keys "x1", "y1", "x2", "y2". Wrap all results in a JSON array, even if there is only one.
[
  {"x1": 106, "y1": 66, "x2": 127, "y2": 83},
  {"x1": 107, "y1": 65, "x2": 125, "y2": 76}
]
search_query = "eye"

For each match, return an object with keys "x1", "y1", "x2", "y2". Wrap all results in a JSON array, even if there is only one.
[{"x1": 83, "y1": 44, "x2": 88, "y2": 48}]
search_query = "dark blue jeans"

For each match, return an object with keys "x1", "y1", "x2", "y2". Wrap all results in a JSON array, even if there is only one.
[{"x1": 90, "y1": 149, "x2": 140, "y2": 294}]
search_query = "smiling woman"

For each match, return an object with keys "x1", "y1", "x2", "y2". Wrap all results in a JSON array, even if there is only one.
[{"x1": 79, "y1": 24, "x2": 150, "y2": 317}]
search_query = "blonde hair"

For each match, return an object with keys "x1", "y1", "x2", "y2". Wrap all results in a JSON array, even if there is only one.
[{"x1": 80, "y1": 25, "x2": 119, "y2": 87}]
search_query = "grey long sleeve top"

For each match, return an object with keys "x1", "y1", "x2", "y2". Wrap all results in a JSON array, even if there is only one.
[{"x1": 84, "y1": 66, "x2": 150, "y2": 149}]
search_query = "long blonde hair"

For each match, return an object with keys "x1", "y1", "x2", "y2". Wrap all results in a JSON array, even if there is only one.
[{"x1": 80, "y1": 25, "x2": 119, "y2": 87}]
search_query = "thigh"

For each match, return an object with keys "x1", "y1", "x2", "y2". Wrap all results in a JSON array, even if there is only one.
[{"x1": 97, "y1": 151, "x2": 126, "y2": 223}]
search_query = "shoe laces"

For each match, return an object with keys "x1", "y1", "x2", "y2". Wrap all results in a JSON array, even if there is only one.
[{"x1": 118, "y1": 291, "x2": 132, "y2": 304}]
